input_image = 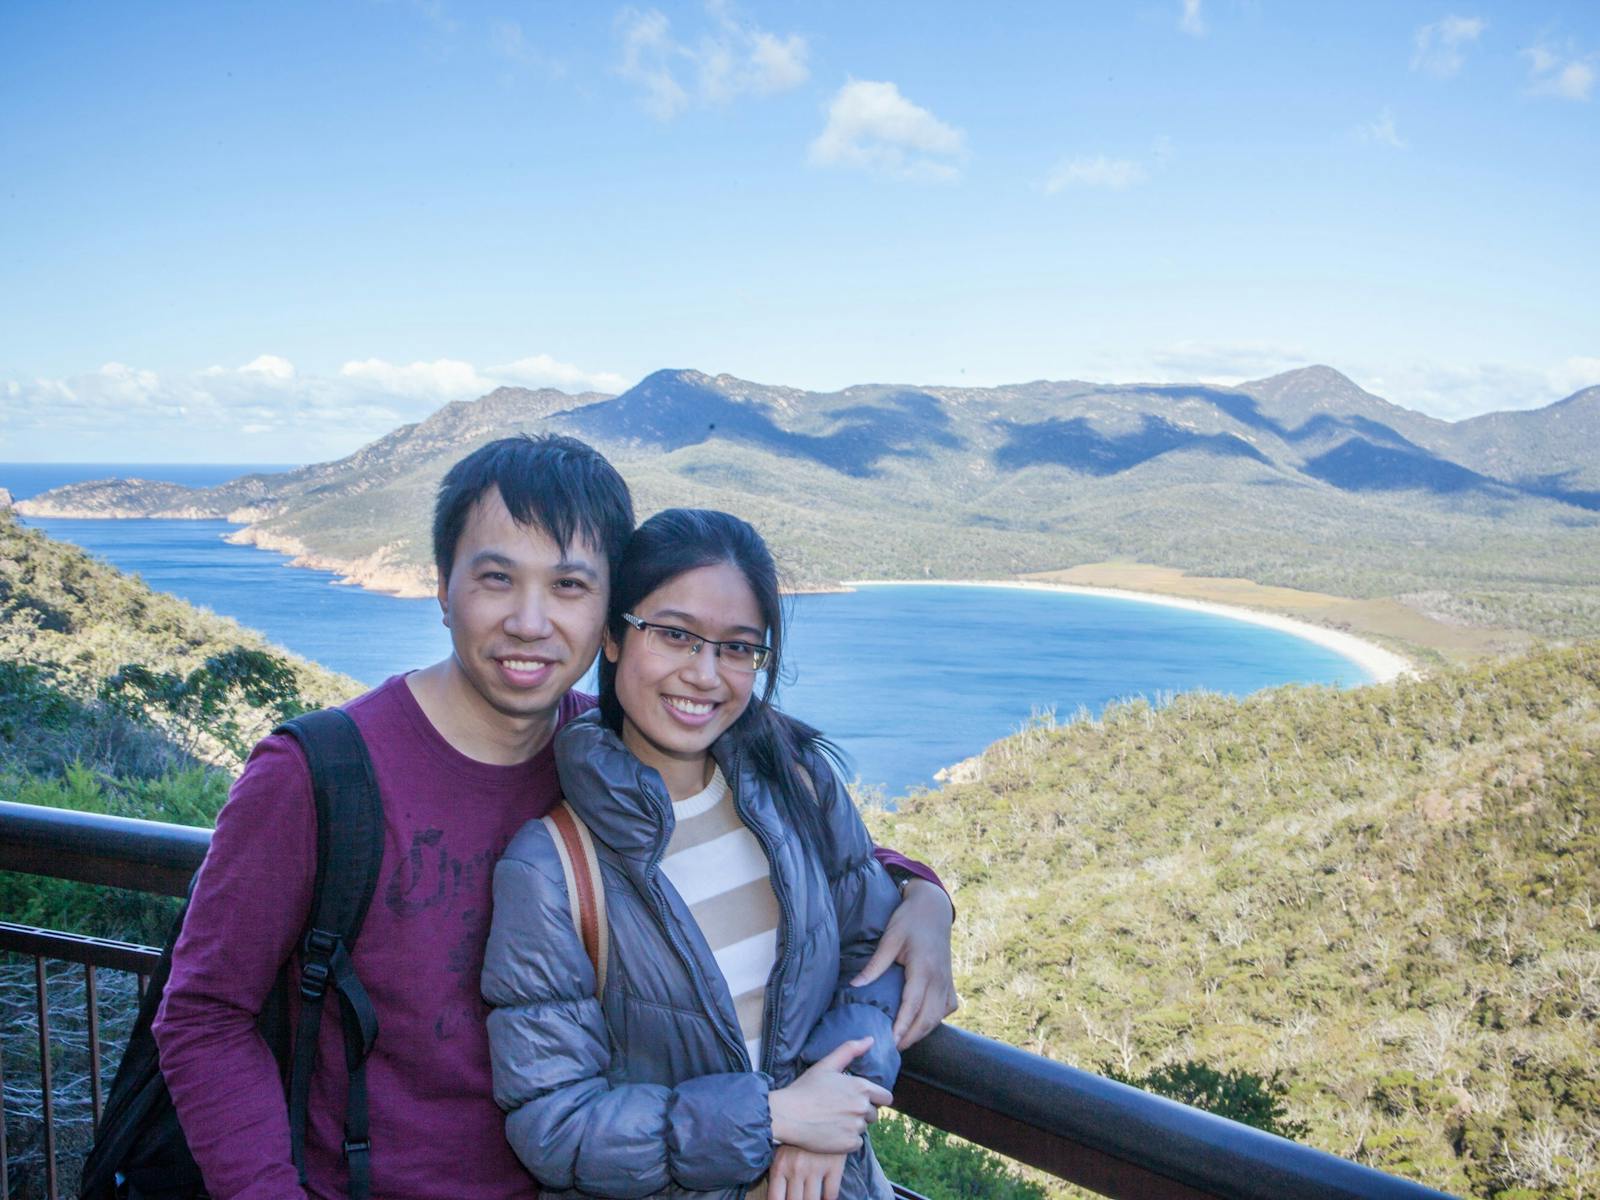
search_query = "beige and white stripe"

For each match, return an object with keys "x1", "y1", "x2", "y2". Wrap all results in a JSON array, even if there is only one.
[{"x1": 658, "y1": 766, "x2": 781, "y2": 1067}]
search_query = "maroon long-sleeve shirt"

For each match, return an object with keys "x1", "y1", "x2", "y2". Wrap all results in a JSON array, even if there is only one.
[{"x1": 153, "y1": 675, "x2": 940, "y2": 1200}]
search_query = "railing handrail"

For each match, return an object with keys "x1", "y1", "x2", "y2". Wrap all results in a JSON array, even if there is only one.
[
  {"x1": 0, "y1": 798, "x2": 208, "y2": 896},
  {"x1": 0, "y1": 799, "x2": 1459, "y2": 1200},
  {"x1": 899, "y1": 1025, "x2": 1454, "y2": 1200}
]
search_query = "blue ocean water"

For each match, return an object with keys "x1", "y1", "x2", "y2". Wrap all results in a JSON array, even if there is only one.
[{"x1": 14, "y1": 465, "x2": 1368, "y2": 795}]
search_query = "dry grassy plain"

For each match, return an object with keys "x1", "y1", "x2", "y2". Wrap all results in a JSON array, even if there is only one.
[{"x1": 1028, "y1": 562, "x2": 1536, "y2": 666}]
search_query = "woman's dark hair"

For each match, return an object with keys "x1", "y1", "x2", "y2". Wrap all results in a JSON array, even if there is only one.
[{"x1": 599, "y1": 508, "x2": 835, "y2": 851}]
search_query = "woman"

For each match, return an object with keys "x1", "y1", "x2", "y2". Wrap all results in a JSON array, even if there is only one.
[{"x1": 482, "y1": 508, "x2": 904, "y2": 1200}]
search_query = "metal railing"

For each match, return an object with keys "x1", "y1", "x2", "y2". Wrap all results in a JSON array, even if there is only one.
[{"x1": 0, "y1": 799, "x2": 1458, "y2": 1200}]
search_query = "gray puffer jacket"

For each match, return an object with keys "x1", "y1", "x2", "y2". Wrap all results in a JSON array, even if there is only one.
[{"x1": 482, "y1": 712, "x2": 903, "y2": 1199}]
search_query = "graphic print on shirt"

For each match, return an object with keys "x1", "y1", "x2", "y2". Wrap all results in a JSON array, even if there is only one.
[{"x1": 383, "y1": 825, "x2": 497, "y2": 1040}]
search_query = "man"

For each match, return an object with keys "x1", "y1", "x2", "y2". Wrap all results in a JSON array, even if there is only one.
[{"x1": 154, "y1": 435, "x2": 957, "y2": 1200}]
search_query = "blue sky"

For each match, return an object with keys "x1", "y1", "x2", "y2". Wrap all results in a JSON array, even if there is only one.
[{"x1": 2, "y1": 0, "x2": 1596, "y2": 462}]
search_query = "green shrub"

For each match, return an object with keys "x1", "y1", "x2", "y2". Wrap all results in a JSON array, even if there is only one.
[
  {"x1": 1103, "y1": 1060, "x2": 1309, "y2": 1140},
  {"x1": 871, "y1": 1113, "x2": 1048, "y2": 1200}
]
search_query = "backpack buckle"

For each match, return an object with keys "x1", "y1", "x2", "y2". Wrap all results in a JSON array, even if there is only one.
[
  {"x1": 304, "y1": 928, "x2": 339, "y2": 957},
  {"x1": 343, "y1": 1138, "x2": 371, "y2": 1158},
  {"x1": 300, "y1": 958, "x2": 331, "y2": 999}
]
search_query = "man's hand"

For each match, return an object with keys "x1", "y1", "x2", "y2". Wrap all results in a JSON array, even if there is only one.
[
  {"x1": 851, "y1": 878, "x2": 957, "y2": 1048},
  {"x1": 769, "y1": 1146, "x2": 848, "y2": 1200}
]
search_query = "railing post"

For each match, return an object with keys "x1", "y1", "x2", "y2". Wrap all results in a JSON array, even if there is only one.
[
  {"x1": 34, "y1": 957, "x2": 58, "y2": 1200},
  {"x1": 1, "y1": 1012, "x2": 9, "y2": 1200},
  {"x1": 86, "y1": 963, "x2": 104, "y2": 1125}
]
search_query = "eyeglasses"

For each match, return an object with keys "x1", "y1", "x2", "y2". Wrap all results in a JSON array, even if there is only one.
[{"x1": 621, "y1": 613, "x2": 773, "y2": 673}]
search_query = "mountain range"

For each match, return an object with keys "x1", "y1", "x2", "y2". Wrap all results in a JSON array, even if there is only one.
[{"x1": 15, "y1": 365, "x2": 1600, "y2": 642}]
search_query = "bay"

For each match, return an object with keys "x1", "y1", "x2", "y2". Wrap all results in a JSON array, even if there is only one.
[{"x1": 21, "y1": 508, "x2": 1366, "y2": 797}]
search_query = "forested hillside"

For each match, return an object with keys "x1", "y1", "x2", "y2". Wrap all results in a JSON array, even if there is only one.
[
  {"x1": 871, "y1": 645, "x2": 1600, "y2": 1198},
  {"x1": 0, "y1": 510, "x2": 357, "y2": 774}
]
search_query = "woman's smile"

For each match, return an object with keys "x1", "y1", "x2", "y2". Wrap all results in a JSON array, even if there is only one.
[{"x1": 662, "y1": 694, "x2": 720, "y2": 722}]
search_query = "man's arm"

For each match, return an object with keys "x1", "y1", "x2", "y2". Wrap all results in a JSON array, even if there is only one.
[
  {"x1": 870, "y1": 845, "x2": 942, "y2": 891},
  {"x1": 863, "y1": 849, "x2": 957, "y2": 1048},
  {"x1": 152, "y1": 735, "x2": 318, "y2": 1200}
]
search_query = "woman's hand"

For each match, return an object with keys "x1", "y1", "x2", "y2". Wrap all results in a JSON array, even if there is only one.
[
  {"x1": 851, "y1": 878, "x2": 958, "y2": 1047},
  {"x1": 769, "y1": 1147, "x2": 848, "y2": 1200},
  {"x1": 769, "y1": 1037, "x2": 892, "y2": 1153}
]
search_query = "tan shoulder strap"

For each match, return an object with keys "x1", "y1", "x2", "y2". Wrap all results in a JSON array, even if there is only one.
[{"x1": 540, "y1": 802, "x2": 609, "y2": 994}]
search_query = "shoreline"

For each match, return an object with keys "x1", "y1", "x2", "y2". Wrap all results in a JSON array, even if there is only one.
[
  {"x1": 841, "y1": 578, "x2": 1416, "y2": 684},
  {"x1": 15, "y1": 511, "x2": 1418, "y2": 680}
]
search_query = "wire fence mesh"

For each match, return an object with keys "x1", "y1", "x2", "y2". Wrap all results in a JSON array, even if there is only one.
[{"x1": 2, "y1": 956, "x2": 140, "y2": 1200}]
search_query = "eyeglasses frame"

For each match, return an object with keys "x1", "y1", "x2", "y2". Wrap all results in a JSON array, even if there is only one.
[{"x1": 620, "y1": 612, "x2": 774, "y2": 673}]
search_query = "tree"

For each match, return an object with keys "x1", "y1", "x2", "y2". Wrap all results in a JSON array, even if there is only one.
[
  {"x1": 101, "y1": 647, "x2": 308, "y2": 765},
  {"x1": 1102, "y1": 1060, "x2": 1310, "y2": 1141}
]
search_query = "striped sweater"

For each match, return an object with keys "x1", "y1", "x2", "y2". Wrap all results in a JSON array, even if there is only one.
[{"x1": 658, "y1": 765, "x2": 781, "y2": 1067}]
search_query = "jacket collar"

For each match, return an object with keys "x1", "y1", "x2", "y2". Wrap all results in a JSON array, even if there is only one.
[{"x1": 553, "y1": 711, "x2": 753, "y2": 863}]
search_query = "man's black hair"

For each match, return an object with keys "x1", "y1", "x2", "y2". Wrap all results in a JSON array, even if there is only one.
[{"x1": 432, "y1": 435, "x2": 634, "y2": 581}]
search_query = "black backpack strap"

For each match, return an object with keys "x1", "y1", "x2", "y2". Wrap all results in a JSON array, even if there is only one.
[{"x1": 275, "y1": 708, "x2": 385, "y2": 1200}]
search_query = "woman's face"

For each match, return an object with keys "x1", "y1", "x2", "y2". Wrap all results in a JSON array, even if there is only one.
[{"x1": 605, "y1": 561, "x2": 767, "y2": 795}]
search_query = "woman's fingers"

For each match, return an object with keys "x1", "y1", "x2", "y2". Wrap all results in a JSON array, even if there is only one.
[
  {"x1": 813, "y1": 1036, "x2": 873, "y2": 1073},
  {"x1": 771, "y1": 1146, "x2": 850, "y2": 1200},
  {"x1": 823, "y1": 1153, "x2": 846, "y2": 1200}
]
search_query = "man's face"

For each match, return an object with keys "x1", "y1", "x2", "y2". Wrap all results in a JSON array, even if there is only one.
[{"x1": 437, "y1": 487, "x2": 609, "y2": 731}]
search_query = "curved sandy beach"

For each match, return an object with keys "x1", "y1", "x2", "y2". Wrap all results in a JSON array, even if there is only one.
[{"x1": 840, "y1": 578, "x2": 1416, "y2": 684}]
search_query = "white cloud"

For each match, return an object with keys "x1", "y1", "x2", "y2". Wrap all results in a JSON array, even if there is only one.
[
  {"x1": 490, "y1": 19, "x2": 565, "y2": 78},
  {"x1": 617, "y1": 8, "x2": 688, "y2": 118},
  {"x1": 1364, "y1": 358, "x2": 1600, "y2": 419},
  {"x1": 1411, "y1": 15, "x2": 1486, "y2": 78},
  {"x1": 1045, "y1": 155, "x2": 1147, "y2": 192},
  {"x1": 2, "y1": 350, "x2": 632, "y2": 461},
  {"x1": 1524, "y1": 43, "x2": 1595, "y2": 101},
  {"x1": 240, "y1": 354, "x2": 297, "y2": 381},
  {"x1": 2, "y1": 362, "x2": 223, "y2": 440},
  {"x1": 1179, "y1": 0, "x2": 1205, "y2": 38},
  {"x1": 808, "y1": 80, "x2": 966, "y2": 182},
  {"x1": 615, "y1": 4, "x2": 808, "y2": 120},
  {"x1": 199, "y1": 354, "x2": 297, "y2": 385},
  {"x1": 1358, "y1": 107, "x2": 1406, "y2": 148},
  {"x1": 338, "y1": 357, "x2": 492, "y2": 399},
  {"x1": 1147, "y1": 340, "x2": 1312, "y2": 383},
  {"x1": 490, "y1": 354, "x2": 629, "y2": 393},
  {"x1": 1078, "y1": 348, "x2": 1600, "y2": 417},
  {"x1": 1546, "y1": 356, "x2": 1600, "y2": 398},
  {"x1": 748, "y1": 31, "x2": 809, "y2": 93}
]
